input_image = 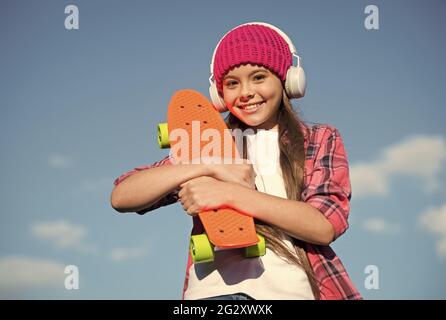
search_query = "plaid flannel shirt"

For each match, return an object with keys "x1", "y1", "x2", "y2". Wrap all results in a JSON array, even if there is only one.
[{"x1": 113, "y1": 123, "x2": 362, "y2": 300}]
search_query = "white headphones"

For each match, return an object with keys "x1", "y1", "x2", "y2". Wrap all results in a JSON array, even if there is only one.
[{"x1": 209, "y1": 22, "x2": 306, "y2": 113}]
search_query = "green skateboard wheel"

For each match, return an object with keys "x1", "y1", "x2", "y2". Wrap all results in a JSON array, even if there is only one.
[
  {"x1": 157, "y1": 122, "x2": 170, "y2": 149},
  {"x1": 190, "y1": 234, "x2": 215, "y2": 263},
  {"x1": 244, "y1": 233, "x2": 266, "y2": 258}
]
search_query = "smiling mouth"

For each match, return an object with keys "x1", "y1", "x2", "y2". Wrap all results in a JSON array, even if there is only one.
[{"x1": 238, "y1": 101, "x2": 266, "y2": 111}]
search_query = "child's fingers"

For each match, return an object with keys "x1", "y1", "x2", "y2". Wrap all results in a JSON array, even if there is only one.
[
  {"x1": 185, "y1": 203, "x2": 198, "y2": 217},
  {"x1": 181, "y1": 197, "x2": 190, "y2": 210},
  {"x1": 186, "y1": 206, "x2": 195, "y2": 216}
]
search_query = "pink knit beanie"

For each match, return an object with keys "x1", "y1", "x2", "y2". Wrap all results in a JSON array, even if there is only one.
[{"x1": 213, "y1": 24, "x2": 292, "y2": 95}]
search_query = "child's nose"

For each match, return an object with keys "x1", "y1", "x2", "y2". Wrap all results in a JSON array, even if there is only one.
[{"x1": 240, "y1": 83, "x2": 255, "y2": 101}]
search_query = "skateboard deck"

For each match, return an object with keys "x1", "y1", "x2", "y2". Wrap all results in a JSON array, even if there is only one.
[{"x1": 160, "y1": 89, "x2": 259, "y2": 249}]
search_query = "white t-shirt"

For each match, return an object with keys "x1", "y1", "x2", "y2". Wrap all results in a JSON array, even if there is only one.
[{"x1": 184, "y1": 130, "x2": 314, "y2": 300}]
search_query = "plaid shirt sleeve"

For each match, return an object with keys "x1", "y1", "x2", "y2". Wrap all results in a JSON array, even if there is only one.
[
  {"x1": 113, "y1": 155, "x2": 180, "y2": 215},
  {"x1": 301, "y1": 126, "x2": 351, "y2": 240}
]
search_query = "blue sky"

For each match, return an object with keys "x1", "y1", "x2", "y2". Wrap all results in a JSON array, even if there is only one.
[{"x1": 1, "y1": 0, "x2": 445, "y2": 299}]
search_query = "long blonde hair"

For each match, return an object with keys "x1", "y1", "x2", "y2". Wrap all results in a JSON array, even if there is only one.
[{"x1": 225, "y1": 90, "x2": 320, "y2": 299}]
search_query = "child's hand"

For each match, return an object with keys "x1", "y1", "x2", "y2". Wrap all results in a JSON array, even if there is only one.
[
  {"x1": 179, "y1": 176, "x2": 232, "y2": 216},
  {"x1": 206, "y1": 160, "x2": 256, "y2": 190}
]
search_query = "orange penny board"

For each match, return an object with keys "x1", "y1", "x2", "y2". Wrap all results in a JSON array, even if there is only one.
[{"x1": 166, "y1": 89, "x2": 258, "y2": 249}]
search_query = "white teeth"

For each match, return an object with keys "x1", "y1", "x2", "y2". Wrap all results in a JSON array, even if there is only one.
[{"x1": 241, "y1": 102, "x2": 264, "y2": 110}]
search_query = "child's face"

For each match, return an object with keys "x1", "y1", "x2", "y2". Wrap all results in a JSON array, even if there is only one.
[{"x1": 222, "y1": 64, "x2": 283, "y2": 130}]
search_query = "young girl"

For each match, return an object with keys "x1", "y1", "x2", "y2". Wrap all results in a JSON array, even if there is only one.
[{"x1": 111, "y1": 22, "x2": 362, "y2": 300}]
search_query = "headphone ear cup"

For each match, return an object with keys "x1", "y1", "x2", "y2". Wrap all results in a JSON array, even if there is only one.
[
  {"x1": 209, "y1": 81, "x2": 228, "y2": 112},
  {"x1": 285, "y1": 66, "x2": 306, "y2": 99}
]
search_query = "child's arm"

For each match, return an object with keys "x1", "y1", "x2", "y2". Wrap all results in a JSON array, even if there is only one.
[
  {"x1": 111, "y1": 160, "x2": 255, "y2": 214},
  {"x1": 227, "y1": 186, "x2": 335, "y2": 246},
  {"x1": 111, "y1": 163, "x2": 211, "y2": 213}
]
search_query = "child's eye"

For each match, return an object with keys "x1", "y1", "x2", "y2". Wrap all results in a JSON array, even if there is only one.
[
  {"x1": 225, "y1": 81, "x2": 237, "y2": 88},
  {"x1": 253, "y1": 74, "x2": 265, "y2": 81}
]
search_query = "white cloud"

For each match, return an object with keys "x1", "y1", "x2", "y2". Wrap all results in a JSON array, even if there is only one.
[
  {"x1": 31, "y1": 220, "x2": 96, "y2": 254},
  {"x1": 419, "y1": 204, "x2": 446, "y2": 258},
  {"x1": 351, "y1": 135, "x2": 446, "y2": 198},
  {"x1": 383, "y1": 136, "x2": 446, "y2": 174},
  {"x1": 362, "y1": 217, "x2": 401, "y2": 234},
  {"x1": 109, "y1": 246, "x2": 148, "y2": 262},
  {"x1": 419, "y1": 205, "x2": 446, "y2": 234},
  {"x1": 0, "y1": 256, "x2": 65, "y2": 296},
  {"x1": 349, "y1": 164, "x2": 388, "y2": 196},
  {"x1": 48, "y1": 154, "x2": 74, "y2": 168}
]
